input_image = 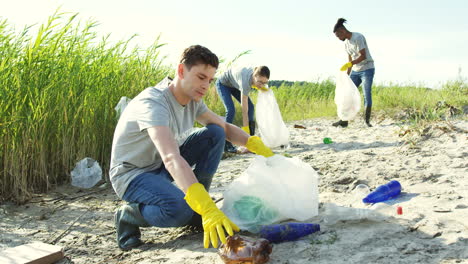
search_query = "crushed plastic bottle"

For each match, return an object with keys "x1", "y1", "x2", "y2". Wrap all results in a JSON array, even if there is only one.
[
  {"x1": 259, "y1": 223, "x2": 320, "y2": 243},
  {"x1": 218, "y1": 235, "x2": 272, "y2": 264},
  {"x1": 363, "y1": 180, "x2": 402, "y2": 204},
  {"x1": 353, "y1": 184, "x2": 370, "y2": 197},
  {"x1": 351, "y1": 184, "x2": 370, "y2": 206},
  {"x1": 323, "y1": 203, "x2": 394, "y2": 225}
]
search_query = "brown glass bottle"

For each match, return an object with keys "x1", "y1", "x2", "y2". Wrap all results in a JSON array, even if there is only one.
[{"x1": 218, "y1": 235, "x2": 273, "y2": 264}]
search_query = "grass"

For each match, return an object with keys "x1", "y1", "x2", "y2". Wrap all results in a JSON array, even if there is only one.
[
  {"x1": 0, "y1": 12, "x2": 170, "y2": 201},
  {"x1": 209, "y1": 77, "x2": 467, "y2": 125},
  {"x1": 1, "y1": 12, "x2": 467, "y2": 202}
]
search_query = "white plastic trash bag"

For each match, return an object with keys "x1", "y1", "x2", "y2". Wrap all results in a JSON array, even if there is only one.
[
  {"x1": 71, "y1": 157, "x2": 102, "y2": 188},
  {"x1": 255, "y1": 89, "x2": 289, "y2": 148},
  {"x1": 221, "y1": 155, "x2": 319, "y2": 232},
  {"x1": 155, "y1": 76, "x2": 173, "y2": 89},
  {"x1": 334, "y1": 72, "x2": 361, "y2": 121},
  {"x1": 114, "y1": 96, "x2": 131, "y2": 119}
]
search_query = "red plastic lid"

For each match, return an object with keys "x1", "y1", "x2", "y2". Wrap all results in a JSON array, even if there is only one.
[{"x1": 397, "y1": 206, "x2": 403, "y2": 215}]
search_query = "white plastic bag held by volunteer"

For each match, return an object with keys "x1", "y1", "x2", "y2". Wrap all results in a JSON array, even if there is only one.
[
  {"x1": 221, "y1": 155, "x2": 319, "y2": 232},
  {"x1": 334, "y1": 72, "x2": 361, "y2": 121},
  {"x1": 255, "y1": 89, "x2": 289, "y2": 148}
]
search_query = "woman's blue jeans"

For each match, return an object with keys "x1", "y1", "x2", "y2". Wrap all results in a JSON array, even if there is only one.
[
  {"x1": 350, "y1": 68, "x2": 375, "y2": 107},
  {"x1": 215, "y1": 80, "x2": 254, "y2": 124},
  {"x1": 122, "y1": 124, "x2": 225, "y2": 227}
]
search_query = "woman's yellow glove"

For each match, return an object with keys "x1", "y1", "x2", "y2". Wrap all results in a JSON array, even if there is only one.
[
  {"x1": 184, "y1": 183, "x2": 239, "y2": 248},
  {"x1": 241, "y1": 126, "x2": 250, "y2": 134},
  {"x1": 245, "y1": 136, "x2": 274, "y2": 157},
  {"x1": 340, "y1": 62, "x2": 353, "y2": 71}
]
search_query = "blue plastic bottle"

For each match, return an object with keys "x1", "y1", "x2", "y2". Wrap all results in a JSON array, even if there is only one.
[
  {"x1": 363, "y1": 180, "x2": 402, "y2": 204},
  {"x1": 259, "y1": 223, "x2": 320, "y2": 243}
]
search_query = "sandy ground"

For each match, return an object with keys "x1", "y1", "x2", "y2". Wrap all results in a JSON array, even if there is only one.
[{"x1": 1, "y1": 116, "x2": 467, "y2": 264}]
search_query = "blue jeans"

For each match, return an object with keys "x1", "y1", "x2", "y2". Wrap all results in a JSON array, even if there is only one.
[
  {"x1": 350, "y1": 68, "x2": 375, "y2": 107},
  {"x1": 216, "y1": 80, "x2": 254, "y2": 124},
  {"x1": 122, "y1": 124, "x2": 225, "y2": 227}
]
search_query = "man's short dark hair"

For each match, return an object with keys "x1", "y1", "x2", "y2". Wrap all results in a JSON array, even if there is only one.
[
  {"x1": 254, "y1": 66, "x2": 270, "y2": 79},
  {"x1": 180, "y1": 45, "x2": 219, "y2": 70}
]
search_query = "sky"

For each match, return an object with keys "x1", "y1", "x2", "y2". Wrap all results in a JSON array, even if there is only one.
[{"x1": 1, "y1": 0, "x2": 467, "y2": 88}]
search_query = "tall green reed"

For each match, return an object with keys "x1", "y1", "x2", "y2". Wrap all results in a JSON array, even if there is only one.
[{"x1": 0, "y1": 12, "x2": 170, "y2": 202}]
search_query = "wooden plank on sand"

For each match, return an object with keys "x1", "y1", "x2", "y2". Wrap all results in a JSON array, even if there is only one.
[{"x1": 0, "y1": 242, "x2": 64, "y2": 264}]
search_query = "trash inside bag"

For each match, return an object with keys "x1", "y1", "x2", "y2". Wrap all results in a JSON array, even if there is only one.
[
  {"x1": 232, "y1": 196, "x2": 279, "y2": 225},
  {"x1": 114, "y1": 96, "x2": 131, "y2": 119},
  {"x1": 71, "y1": 158, "x2": 102, "y2": 188},
  {"x1": 334, "y1": 72, "x2": 361, "y2": 121},
  {"x1": 221, "y1": 155, "x2": 319, "y2": 232},
  {"x1": 255, "y1": 89, "x2": 289, "y2": 148}
]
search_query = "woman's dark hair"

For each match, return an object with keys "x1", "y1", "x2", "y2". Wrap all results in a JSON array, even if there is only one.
[
  {"x1": 333, "y1": 18, "x2": 347, "y2": 33},
  {"x1": 254, "y1": 66, "x2": 270, "y2": 79},
  {"x1": 180, "y1": 45, "x2": 219, "y2": 70}
]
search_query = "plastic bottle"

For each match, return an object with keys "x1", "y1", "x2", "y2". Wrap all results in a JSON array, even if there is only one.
[
  {"x1": 351, "y1": 184, "x2": 370, "y2": 206},
  {"x1": 323, "y1": 203, "x2": 393, "y2": 225},
  {"x1": 353, "y1": 184, "x2": 370, "y2": 197},
  {"x1": 362, "y1": 180, "x2": 402, "y2": 204},
  {"x1": 259, "y1": 223, "x2": 320, "y2": 243},
  {"x1": 219, "y1": 235, "x2": 272, "y2": 264},
  {"x1": 323, "y1": 137, "x2": 333, "y2": 144}
]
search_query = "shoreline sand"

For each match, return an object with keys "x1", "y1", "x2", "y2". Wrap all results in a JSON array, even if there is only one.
[{"x1": 1, "y1": 117, "x2": 467, "y2": 263}]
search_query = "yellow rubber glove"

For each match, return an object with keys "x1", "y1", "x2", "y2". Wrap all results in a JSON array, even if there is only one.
[
  {"x1": 241, "y1": 126, "x2": 250, "y2": 134},
  {"x1": 184, "y1": 183, "x2": 239, "y2": 248},
  {"x1": 252, "y1": 85, "x2": 268, "y2": 92},
  {"x1": 245, "y1": 136, "x2": 274, "y2": 157},
  {"x1": 340, "y1": 62, "x2": 353, "y2": 71}
]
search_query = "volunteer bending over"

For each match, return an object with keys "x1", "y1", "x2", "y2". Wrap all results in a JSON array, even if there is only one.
[{"x1": 216, "y1": 66, "x2": 270, "y2": 153}]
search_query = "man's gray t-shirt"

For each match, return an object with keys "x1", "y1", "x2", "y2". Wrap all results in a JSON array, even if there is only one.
[
  {"x1": 218, "y1": 67, "x2": 254, "y2": 95},
  {"x1": 345, "y1": 32, "x2": 374, "y2": 72},
  {"x1": 109, "y1": 80, "x2": 208, "y2": 198}
]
